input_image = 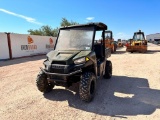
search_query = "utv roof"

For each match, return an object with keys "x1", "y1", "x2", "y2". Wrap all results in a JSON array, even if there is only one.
[{"x1": 60, "y1": 22, "x2": 107, "y2": 31}]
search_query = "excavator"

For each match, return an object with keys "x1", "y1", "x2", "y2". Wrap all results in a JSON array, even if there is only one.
[
  {"x1": 126, "y1": 30, "x2": 147, "y2": 53},
  {"x1": 104, "y1": 31, "x2": 117, "y2": 53}
]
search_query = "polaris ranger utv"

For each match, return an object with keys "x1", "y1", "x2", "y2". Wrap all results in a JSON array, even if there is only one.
[{"x1": 36, "y1": 22, "x2": 112, "y2": 102}]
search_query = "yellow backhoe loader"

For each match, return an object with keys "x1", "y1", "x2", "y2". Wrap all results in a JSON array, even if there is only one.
[{"x1": 126, "y1": 30, "x2": 147, "y2": 53}]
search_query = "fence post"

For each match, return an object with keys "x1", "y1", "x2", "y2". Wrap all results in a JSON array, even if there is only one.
[{"x1": 6, "y1": 33, "x2": 12, "y2": 59}]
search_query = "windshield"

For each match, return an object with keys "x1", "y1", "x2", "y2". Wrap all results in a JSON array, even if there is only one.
[
  {"x1": 55, "y1": 26, "x2": 94, "y2": 50},
  {"x1": 133, "y1": 33, "x2": 145, "y2": 40},
  {"x1": 105, "y1": 32, "x2": 112, "y2": 39}
]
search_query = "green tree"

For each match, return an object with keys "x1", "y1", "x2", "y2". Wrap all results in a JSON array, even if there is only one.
[
  {"x1": 28, "y1": 18, "x2": 79, "y2": 37},
  {"x1": 60, "y1": 18, "x2": 78, "y2": 27},
  {"x1": 28, "y1": 29, "x2": 43, "y2": 35},
  {"x1": 52, "y1": 27, "x2": 59, "y2": 37},
  {"x1": 41, "y1": 25, "x2": 53, "y2": 36}
]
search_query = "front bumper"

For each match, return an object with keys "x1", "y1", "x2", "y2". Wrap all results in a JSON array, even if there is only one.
[
  {"x1": 42, "y1": 61, "x2": 87, "y2": 82},
  {"x1": 40, "y1": 67, "x2": 82, "y2": 76}
]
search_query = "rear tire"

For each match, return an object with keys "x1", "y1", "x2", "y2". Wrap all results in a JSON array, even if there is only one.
[
  {"x1": 79, "y1": 72, "x2": 96, "y2": 102},
  {"x1": 111, "y1": 45, "x2": 114, "y2": 53},
  {"x1": 104, "y1": 60, "x2": 112, "y2": 79},
  {"x1": 36, "y1": 71, "x2": 54, "y2": 93}
]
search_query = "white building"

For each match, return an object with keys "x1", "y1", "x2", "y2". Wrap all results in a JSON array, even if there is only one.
[{"x1": 146, "y1": 33, "x2": 160, "y2": 44}]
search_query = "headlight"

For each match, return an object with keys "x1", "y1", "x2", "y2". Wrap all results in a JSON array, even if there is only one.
[
  {"x1": 74, "y1": 57, "x2": 89, "y2": 64},
  {"x1": 74, "y1": 57, "x2": 85, "y2": 64}
]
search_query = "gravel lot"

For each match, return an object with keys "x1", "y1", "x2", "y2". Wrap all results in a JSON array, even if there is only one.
[{"x1": 0, "y1": 43, "x2": 160, "y2": 120}]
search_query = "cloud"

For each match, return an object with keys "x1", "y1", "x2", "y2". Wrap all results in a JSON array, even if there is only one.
[
  {"x1": 86, "y1": 17, "x2": 95, "y2": 21},
  {"x1": 0, "y1": 8, "x2": 42, "y2": 25}
]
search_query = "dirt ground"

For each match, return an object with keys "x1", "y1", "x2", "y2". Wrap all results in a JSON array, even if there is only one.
[{"x1": 0, "y1": 43, "x2": 160, "y2": 120}]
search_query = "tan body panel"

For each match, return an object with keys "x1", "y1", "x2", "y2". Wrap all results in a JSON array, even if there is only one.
[{"x1": 104, "y1": 39, "x2": 115, "y2": 53}]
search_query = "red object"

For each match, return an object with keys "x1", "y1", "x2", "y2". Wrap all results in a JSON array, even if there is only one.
[
  {"x1": 49, "y1": 38, "x2": 53, "y2": 44},
  {"x1": 125, "y1": 43, "x2": 129, "y2": 47}
]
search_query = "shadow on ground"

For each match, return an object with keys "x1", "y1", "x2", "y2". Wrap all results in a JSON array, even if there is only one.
[
  {"x1": 115, "y1": 50, "x2": 160, "y2": 54},
  {"x1": 114, "y1": 51, "x2": 127, "y2": 54},
  {"x1": 147, "y1": 50, "x2": 160, "y2": 54},
  {"x1": 44, "y1": 76, "x2": 160, "y2": 117},
  {"x1": 114, "y1": 48, "x2": 160, "y2": 54},
  {"x1": 0, "y1": 55, "x2": 46, "y2": 67},
  {"x1": 125, "y1": 50, "x2": 160, "y2": 54}
]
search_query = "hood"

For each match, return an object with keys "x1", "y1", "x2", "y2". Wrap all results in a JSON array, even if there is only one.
[{"x1": 46, "y1": 50, "x2": 91, "y2": 64}]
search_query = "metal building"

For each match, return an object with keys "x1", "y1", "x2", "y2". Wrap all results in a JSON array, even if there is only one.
[{"x1": 146, "y1": 33, "x2": 160, "y2": 44}]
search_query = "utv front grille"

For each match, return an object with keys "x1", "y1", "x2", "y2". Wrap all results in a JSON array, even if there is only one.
[
  {"x1": 52, "y1": 61, "x2": 66, "y2": 65},
  {"x1": 52, "y1": 65, "x2": 65, "y2": 69},
  {"x1": 51, "y1": 65, "x2": 65, "y2": 73}
]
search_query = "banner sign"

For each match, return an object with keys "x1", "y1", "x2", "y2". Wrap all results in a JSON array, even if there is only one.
[{"x1": 10, "y1": 34, "x2": 56, "y2": 58}]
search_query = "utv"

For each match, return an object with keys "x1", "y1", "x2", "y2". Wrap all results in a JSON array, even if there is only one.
[{"x1": 36, "y1": 22, "x2": 112, "y2": 102}]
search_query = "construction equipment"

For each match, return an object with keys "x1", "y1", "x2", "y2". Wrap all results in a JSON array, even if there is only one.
[
  {"x1": 104, "y1": 31, "x2": 117, "y2": 53},
  {"x1": 126, "y1": 30, "x2": 147, "y2": 53},
  {"x1": 117, "y1": 39, "x2": 124, "y2": 47}
]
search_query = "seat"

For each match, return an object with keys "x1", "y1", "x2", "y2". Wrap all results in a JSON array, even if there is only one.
[{"x1": 94, "y1": 43, "x2": 103, "y2": 60}]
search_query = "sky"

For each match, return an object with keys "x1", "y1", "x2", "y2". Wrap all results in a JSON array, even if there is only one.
[{"x1": 0, "y1": 0, "x2": 160, "y2": 40}]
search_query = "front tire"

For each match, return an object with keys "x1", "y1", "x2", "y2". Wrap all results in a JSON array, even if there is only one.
[
  {"x1": 79, "y1": 72, "x2": 96, "y2": 102},
  {"x1": 36, "y1": 71, "x2": 54, "y2": 93},
  {"x1": 114, "y1": 44, "x2": 117, "y2": 52},
  {"x1": 104, "y1": 60, "x2": 112, "y2": 79}
]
